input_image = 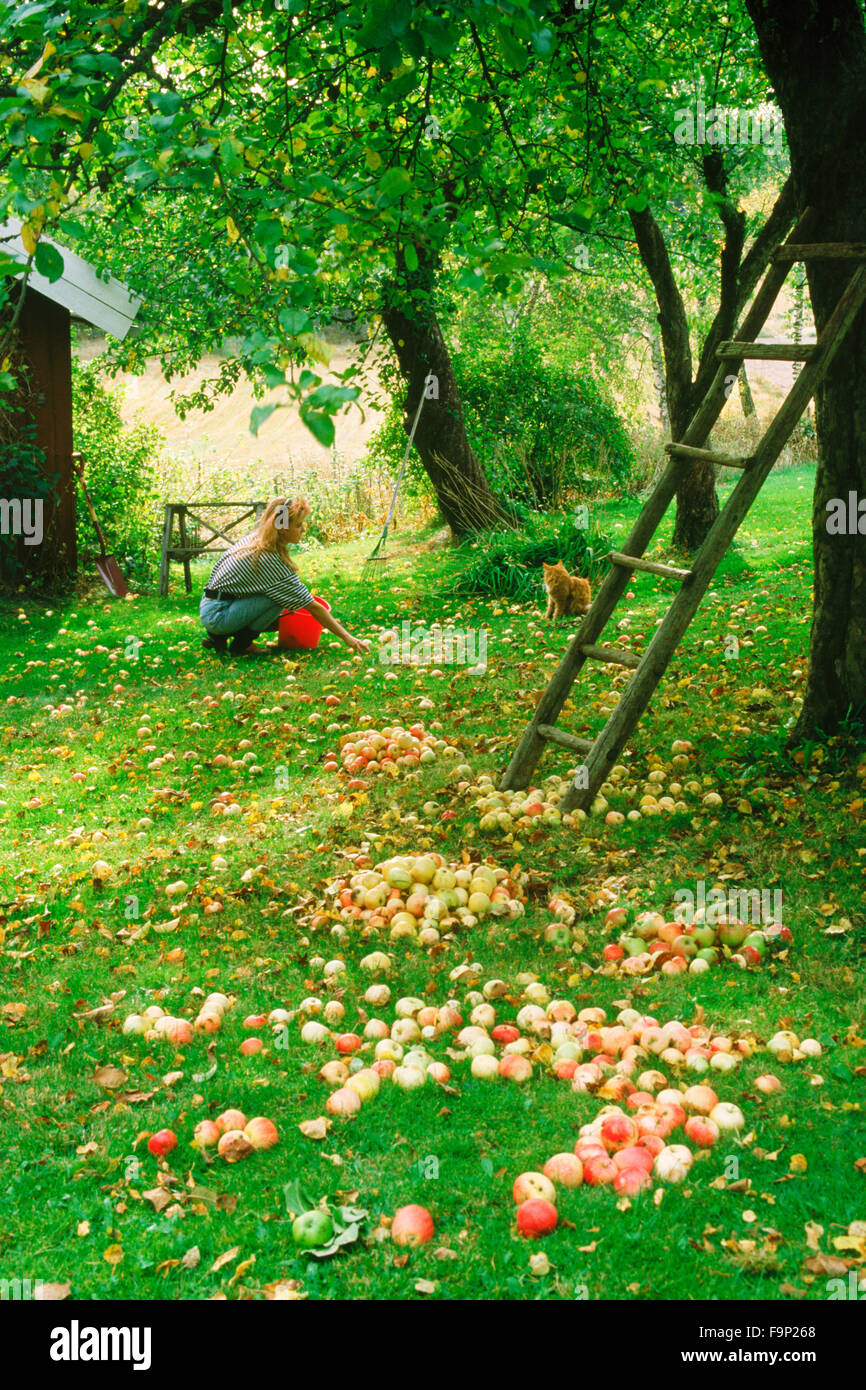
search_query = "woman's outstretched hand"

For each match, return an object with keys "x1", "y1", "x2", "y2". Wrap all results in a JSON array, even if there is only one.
[{"x1": 345, "y1": 635, "x2": 371, "y2": 655}]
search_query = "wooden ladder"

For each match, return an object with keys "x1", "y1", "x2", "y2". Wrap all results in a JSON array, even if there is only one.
[{"x1": 500, "y1": 209, "x2": 866, "y2": 814}]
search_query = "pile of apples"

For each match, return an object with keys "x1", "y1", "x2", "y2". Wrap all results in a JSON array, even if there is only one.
[
  {"x1": 209, "y1": 790, "x2": 243, "y2": 818},
  {"x1": 512, "y1": 1091, "x2": 746, "y2": 1233},
  {"x1": 122, "y1": 991, "x2": 236, "y2": 1042},
  {"x1": 322, "y1": 723, "x2": 461, "y2": 784},
  {"x1": 194, "y1": 1108, "x2": 279, "y2": 1163},
  {"x1": 320, "y1": 853, "x2": 525, "y2": 946},
  {"x1": 600, "y1": 906, "x2": 792, "y2": 976},
  {"x1": 468, "y1": 740, "x2": 730, "y2": 836},
  {"x1": 472, "y1": 775, "x2": 568, "y2": 834},
  {"x1": 147, "y1": 1108, "x2": 279, "y2": 1163}
]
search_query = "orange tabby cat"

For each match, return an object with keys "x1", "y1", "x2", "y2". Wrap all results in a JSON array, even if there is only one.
[{"x1": 542, "y1": 560, "x2": 592, "y2": 620}]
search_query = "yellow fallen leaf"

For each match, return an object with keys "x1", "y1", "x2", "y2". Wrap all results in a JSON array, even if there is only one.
[
  {"x1": 93, "y1": 1065, "x2": 128, "y2": 1090},
  {"x1": 228, "y1": 1255, "x2": 255, "y2": 1286},
  {"x1": 805, "y1": 1221, "x2": 824, "y2": 1251},
  {"x1": 832, "y1": 1235, "x2": 866, "y2": 1256},
  {"x1": 210, "y1": 1245, "x2": 240, "y2": 1273},
  {"x1": 299, "y1": 1117, "x2": 330, "y2": 1140},
  {"x1": 103, "y1": 1244, "x2": 124, "y2": 1268},
  {"x1": 142, "y1": 1188, "x2": 171, "y2": 1213},
  {"x1": 263, "y1": 1280, "x2": 306, "y2": 1300},
  {"x1": 789, "y1": 1153, "x2": 808, "y2": 1173}
]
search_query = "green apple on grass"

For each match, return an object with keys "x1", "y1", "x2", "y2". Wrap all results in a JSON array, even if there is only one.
[{"x1": 292, "y1": 1209, "x2": 334, "y2": 1249}]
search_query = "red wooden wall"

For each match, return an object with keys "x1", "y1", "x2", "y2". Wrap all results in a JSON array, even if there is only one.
[{"x1": 18, "y1": 286, "x2": 76, "y2": 570}]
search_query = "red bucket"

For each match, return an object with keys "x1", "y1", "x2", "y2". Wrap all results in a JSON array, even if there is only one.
[{"x1": 278, "y1": 596, "x2": 330, "y2": 650}]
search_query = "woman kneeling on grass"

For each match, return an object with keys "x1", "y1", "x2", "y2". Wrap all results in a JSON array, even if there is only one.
[{"x1": 200, "y1": 496, "x2": 370, "y2": 657}]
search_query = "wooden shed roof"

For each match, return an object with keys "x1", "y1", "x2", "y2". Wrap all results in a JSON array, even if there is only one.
[{"x1": 0, "y1": 222, "x2": 141, "y2": 340}]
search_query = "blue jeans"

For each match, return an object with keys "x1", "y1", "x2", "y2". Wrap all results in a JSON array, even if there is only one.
[{"x1": 200, "y1": 593, "x2": 283, "y2": 636}]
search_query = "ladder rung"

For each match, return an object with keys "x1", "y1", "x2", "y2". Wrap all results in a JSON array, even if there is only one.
[
  {"x1": 537, "y1": 725, "x2": 593, "y2": 754},
  {"x1": 580, "y1": 644, "x2": 641, "y2": 670},
  {"x1": 717, "y1": 340, "x2": 817, "y2": 361},
  {"x1": 608, "y1": 550, "x2": 693, "y2": 582},
  {"x1": 666, "y1": 444, "x2": 750, "y2": 470},
  {"x1": 774, "y1": 243, "x2": 866, "y2": 262}
]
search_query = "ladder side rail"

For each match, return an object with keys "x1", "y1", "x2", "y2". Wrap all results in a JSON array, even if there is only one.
[
  {"x1": 499, "y1": 209, "x2": 821, "y2": 794},
  {"x1": 499, "y1": 457, "x2": 686, "y2": 789},
  {"x1": 562, "y1": 263, "x2": 866, "y2": 812}
]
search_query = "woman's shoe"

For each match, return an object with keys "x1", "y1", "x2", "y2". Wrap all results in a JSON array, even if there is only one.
[
  {"x1": 202, "y1": 633, "x2": 228, "y2": 652},
  {"x1": 228, "y1": 627, "x2": 257, "y2": 656}
]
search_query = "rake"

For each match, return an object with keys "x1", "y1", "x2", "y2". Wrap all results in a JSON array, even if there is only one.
[{"x1": 366, "y1": 380, "x2": 428, "y2": 563}]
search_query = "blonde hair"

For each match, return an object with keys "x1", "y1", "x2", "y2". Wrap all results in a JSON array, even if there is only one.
[{"x1": 237, "y1": 496, "x2": 311, "y2": 573}]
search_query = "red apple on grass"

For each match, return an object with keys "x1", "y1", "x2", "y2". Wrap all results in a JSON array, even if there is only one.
[
  {"x1": 391, "y1": 1205, "x2": 434, "y2": 1247},
  {"x1": 517, "y1": 1199, "x2": 558, "y2": 1238},
  {"x1": 613, "y1": 1166, "x2": 652, "y2": 1196},
  {"x1": 147, "y1": 1128, "x2": 177, "y2": 1158},
  {"x1": 599, "y1": 1113, "x2": 639, "y2": 1151},
  {"x1": 244, "y1": 1117, "x2": 279, "y2": 1150},
  {"x1": 543, "y1": 1153, "x2": 584, "y2": 1187},
  {"x1": 582, "y1": 1153, "x2": 619, "y2": 1185}
]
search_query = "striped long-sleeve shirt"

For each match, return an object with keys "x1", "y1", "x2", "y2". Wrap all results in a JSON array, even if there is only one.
[{"x1": 207, "y1": 537, "x2": 314, "y2": 612}]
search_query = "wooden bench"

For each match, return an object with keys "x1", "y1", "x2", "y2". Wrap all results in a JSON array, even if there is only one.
[{"x1": 158, "y1": 502, "x2": 265, "y2": 596}]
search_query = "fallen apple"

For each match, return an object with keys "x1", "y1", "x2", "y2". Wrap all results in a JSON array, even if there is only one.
[
  {"x1": 147, "y1": 1128, "x2": 177, "y2": 1158},
  {"x1": 293, "y1": 1208, "x2": 334, "y2": 1249},
  {"x1": 391, "y1": 1204, "x2": 434, "y2": 1247},
  {"x1": 513, "y1": 1171, "x2": 557, "y2": 1205},
  {"x1": 244, "y1": 1117, "x2": 279, "y2": 1150},
  {"x1": 543, "y1": 1153, "x2": 584, "y2": 1188},
  {"x1": 218, "y1": 1129, "x2": 254, "y2": 1163},
  {"x1": 516, "y1": 1198, "x2": 558, "y2": 1238}
]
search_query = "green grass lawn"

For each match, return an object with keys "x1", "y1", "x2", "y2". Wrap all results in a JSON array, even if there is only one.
[{"x1": 1, "y1": 462, "x2": 864, "y2": 1302}]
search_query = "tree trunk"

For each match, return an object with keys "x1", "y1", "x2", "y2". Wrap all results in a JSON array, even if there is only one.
[
  {"x1": 629, "y1": 178, "x2": 795, "y2": 553},
  {"x1": 629, "y1": 208, "x2": 720, "y2": 551},
  {"x1": 649, "y1": 327, "x2": 670, "y2": 431},
  {"x1": 669, "y1": 394, "x2": 720, "y2": 551},
  {"x1": 381, "y1": 289, "x2": 506, "y2": 536},
  {"x1": 746, "y1": 0, "x2": 866, "y2": 736}
]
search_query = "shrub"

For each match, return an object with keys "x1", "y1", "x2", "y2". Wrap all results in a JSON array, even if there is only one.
[
  {"x1": 362, "y1": 329, "x2": 636, "y2": 521},
  {"x1": 451, "y1": 513, "x2": 611, "y2": 602},
  {"x1": 452, "y1": 334, "x2": 636, "y2": 512},
  {"x1": 72, "y1": 359, "x2": 162, "y2": 587}
]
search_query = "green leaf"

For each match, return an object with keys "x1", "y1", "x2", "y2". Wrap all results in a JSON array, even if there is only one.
[
  {"x1": 419, "y1": 14, "x2": 457, "y2": 57},
  {"x1": 34, "y1": 241, "x2": 64, "y2": 282},
  {"x1": 307, "y1": 384, "x2": 359, "y2": 409},
  {"x1": 356, "y1": 0, "x2": 412, "y2": 50},
  {"x1": 255, "y1": 217, "x2": 284, "y2": 249},
  {"x1": 250, "y1": 403, "x2": 279, "y2": 436},
  {"x1": 283, "y1": 1179, "x2": 315, "y2": 1216},
  {"x1": 151, "y1": 91, "x2": 183, "y2": 116},
  {"x1": 377, "y1": 166, "x2": 413, "y2": 202},
  {"x1": 278, "y1": 307, "x2": 313, "y2": 336},
  {"x1": 403, "y1": 242, "x2": 418, "y2": 272},
  {"x1": 300, "y1": 408, "x2": 335, "y2": 449}
]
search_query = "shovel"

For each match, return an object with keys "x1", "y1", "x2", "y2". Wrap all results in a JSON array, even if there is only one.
[{"x1": 72, "y1": 452, "x2": 128, "y2": 598}]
